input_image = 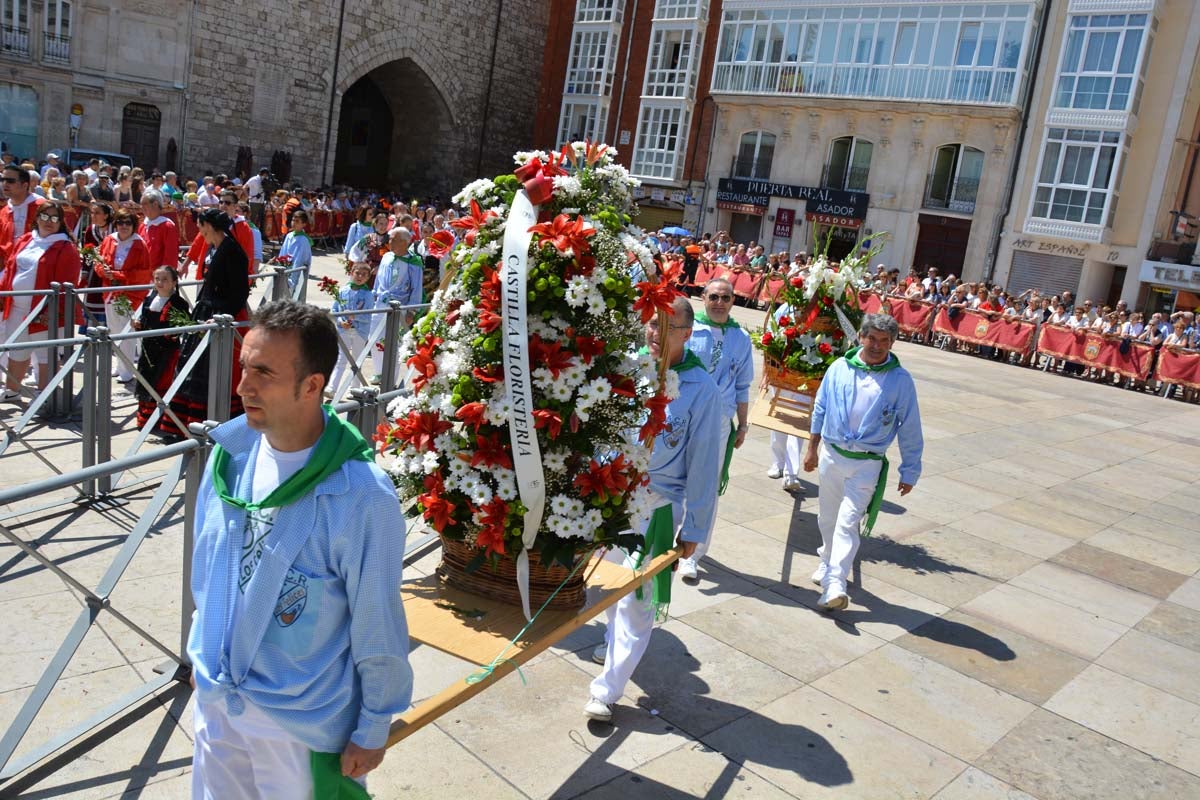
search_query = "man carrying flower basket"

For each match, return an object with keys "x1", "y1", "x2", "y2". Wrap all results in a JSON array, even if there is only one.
[
  {"x1": 803, "y1": 313, "x2": 923, "y2": 611},
  {"x1": 585, "y1": 294, "x2": 723, "y2": 722}
]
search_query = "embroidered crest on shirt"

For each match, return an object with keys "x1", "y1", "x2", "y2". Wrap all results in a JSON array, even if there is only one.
[
  {"x1": 709, "y1": 338, "x2": 724, "y2": 373},
  {"x1": 239, "y1": 510, "x2": 275, "y2": 592},
  {"x1": 275, "y1": 568, "x2": 309, "y2": 627},
  {"x1": 663, "y1": 413, "x2": 685, "y2": 449}
]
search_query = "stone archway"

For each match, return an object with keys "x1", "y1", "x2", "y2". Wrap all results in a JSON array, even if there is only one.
[{"x1": 332, "y1": 56, "x2": 464, "y2": 202}]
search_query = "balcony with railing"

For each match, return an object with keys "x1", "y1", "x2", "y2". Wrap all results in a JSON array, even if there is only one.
[
  {"x1": 43, "y1": 32, "x2": 70, "y2": 64},
  {"x1": 820, "y1": 164, "x2": 870, "y2": 193},
  {"x1": 1, "y1": 25, "x2": 30, "y2": 58},
  {"x1": 731, "y1": 156, "x2": 771, "y2": 181},
  {"x1": 711, "y1": 62, "x2": 1019, "y2": 107},
  {"x1": 923, "y1": 175, "x2": 979, "y2": 214}
]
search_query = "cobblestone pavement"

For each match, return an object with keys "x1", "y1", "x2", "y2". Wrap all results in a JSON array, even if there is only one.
[{"x1": 1, "y1": 256, "x2": 1199, "y2": 798}]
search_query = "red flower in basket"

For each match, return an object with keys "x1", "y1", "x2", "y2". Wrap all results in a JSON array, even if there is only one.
[
  {"x1": 784, "y1": 326, "x2": 798, "y2": 339},
  {"x1": 761, "y1": 331, "x2": 774, "y2": 345},
  {"x1": 455, "y1": 402, "x2": 488, "y2": 430},
  {"x1": 397, "y1": 410, "x2": 453, "y2": 452},
  {"x1": 779, "y1": 315, "x2": 792, "y2": 327},
  {"x1": 833, "y1": 330, "x2": 845, "y2": 341},
  {"x1": 406, "y1": 335, "x2": 443, "y2": 391},
  {"x1": 821, "y1": 295, "x2": 834, "y2": 307},
  {"x1": 790, "y1": 275, "x2": 804, "y2": 288},
  {"x1": 818, "y1": 342, "x2": 833, "y2": 355},
  {"x1": 574, "y1": 454, "x2": 634, "y2": 503},
  {"x1": 419, "y1": 475, "x2": 457, "y2": 533},
  {"x1": 533, "y1": 408, "x2": 564, "y2": 439},
  {"x1": 472, "y1": 497, "x2": 509, "y2": 557}
]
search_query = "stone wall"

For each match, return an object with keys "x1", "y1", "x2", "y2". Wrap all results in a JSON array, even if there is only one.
[{"x1": 186, "y1": 0, "x2": 549, "y2": 197}]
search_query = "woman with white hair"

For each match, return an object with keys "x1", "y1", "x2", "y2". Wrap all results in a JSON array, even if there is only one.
[{"x1": 137, "y1": 188, "x2": 180, "y2": 273}]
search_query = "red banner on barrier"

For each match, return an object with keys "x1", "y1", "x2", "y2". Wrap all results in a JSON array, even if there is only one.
[
  {"x1": 1153, "y1": 346, "x2": 1200, "y2": 388},
  {"x1": 933, "y1": 308, "x2": 1037, "y2": 355},
  {"x1": 857, "y1": 290, "x2": 883, "y2": 314},
  {"x1": 884, "y1": 296, "x2": 937, "y2": 335},
  {"x1": 1035, "y1": 324, "x2": 1154, "y2": 380}
]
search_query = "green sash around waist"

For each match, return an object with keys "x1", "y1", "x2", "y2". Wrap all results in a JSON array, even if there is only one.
[{"x1": 827, "y1": 441, "x2": 888, "y2": 537}]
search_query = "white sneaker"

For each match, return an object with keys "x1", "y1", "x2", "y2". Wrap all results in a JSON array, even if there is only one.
[
  {"x1": 767, "y1": 465, "x2": 783, "y2": 479},
  {"x1": 782, "y1": 477, "x2": 803, "y2": 494},
  {"x1": 818, "y1": 584, "x2": 849, "y2": 611},
  {"x1": 678, "y1": 557, "x2": 699, "y2": 582},
  {"x1": 591, "y1": 644, "x2": 607, "y2": 665},
  {"x1": 810, "y1": 562, "x2": 828, "y2": 586},
  {"x1": 583, "y1": 696, "x2": 612, "y2": 722},
  {"x1": 1, "y1": 389, "x2": 21, "y2": 403}
]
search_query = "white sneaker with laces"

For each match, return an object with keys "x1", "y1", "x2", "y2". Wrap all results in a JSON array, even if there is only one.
[
  {"x1": 767, "y1": 465, "x2": 783, "y2": 479},
  {"x1": 818, "y1": 584, "x2": 849, "y2": 611},
  {"x1": 810, "y1": 562, "x2": 828, "y2": 586},
  {"x1": 678, "y1": 557, "x2": 698, "y2": 582},
  {"x1": 591, "y1": 644, "x2": 606, "y2": 665},
  {"x1": 583, "y1": 696, "x2": 612, "y2": 722},
  {"x1": 1, "y1": 389, "x2": 22, "y2": 402}
]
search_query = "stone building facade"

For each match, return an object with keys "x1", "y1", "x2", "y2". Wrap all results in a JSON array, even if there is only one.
[{"x1": 2, "y1": 0, "x2": 548, "y2": 199}]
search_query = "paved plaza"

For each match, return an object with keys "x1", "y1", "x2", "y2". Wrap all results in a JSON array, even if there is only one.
[{"x1": 2, "y1": 259, "x2": 1200, "y2": 798}]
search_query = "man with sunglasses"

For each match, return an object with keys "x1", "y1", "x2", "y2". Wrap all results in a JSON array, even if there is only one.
[
  {"x1": 0, "y1": 164, "x2": 44, "y2": 274},
  {"x1": 89, "y1": 167, "x2": 116, "y2": 202},
  {"x1": 679, "y1": 277, "x2": 753, "y2": 582}
]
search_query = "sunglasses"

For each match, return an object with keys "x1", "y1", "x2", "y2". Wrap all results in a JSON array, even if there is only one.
[
  {"x1": 36, "y1": 212, "x2": 61, "y2": 222},
  {"x1": 116, "y1": 220, "x2": 134, "y2": 226},
  {"x1": 1, "y1": 177, "x2": 19, "y2": 184}
]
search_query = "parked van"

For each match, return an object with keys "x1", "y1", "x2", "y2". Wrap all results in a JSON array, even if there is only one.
[{"x1": 60, "y1": 148, "x2": 133, "y2": 170}]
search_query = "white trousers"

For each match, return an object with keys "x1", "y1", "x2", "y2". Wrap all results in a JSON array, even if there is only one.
[
  {"x1": 590, "y1": 503, "x2": 680, "y2": 705},
  {"x1": 691, "y1": 416, "x2": 731, "y2": 563},
  {"x1": 103, "y1": 298, "x2": 136, "y2": 380},
  {"x1": 370, "y1": 336, "x2": 399, "y2": 385},
  {"x1": 770, "y1": 431, "x2": 802, "y2": 480},
  {"x1": 329, "y1": 329, "x2": 368, "y2": 399},
  {"x1": 192, "y1": 696, "x2": 313, "y2": 800},
  {"x1": 816, "y1": 441, "x2": 882, "y2": 589}
]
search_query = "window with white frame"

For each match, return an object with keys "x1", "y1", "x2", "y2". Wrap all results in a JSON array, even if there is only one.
[
  {"x1": 46, "y1": 0, "x2": 69, "y2": 36},
  {"x1": 564, "y1": 28, "x2": 615, "y2": 96},
  {"x1": 735, "y1": 131, "x2": 775, "y2": 180},
  {"x1": 926, "y1": 144, "x2": 983, "y2": 213},
  {"x1": 712, "y1": 3, "x2": 1031, "y2": 106},
  {"x1": 644, "y1": 27, "x2": 696, "y2": 98},
  {"x1": 825, "y1": 136, "x2": 872, "y2": 192},
  {"x1": 557, "y1": 101, "x2": 607, "y2": 146},
  {"x1": 631, "y1": 104, "x2": 689, "y2": 180},
  {"x1": 575, "y1": 0, "x2": 623, "y2": 24},
  {"x1": 654, "y1": 0, "x2": 702, "y2": 21},
  {"x1": 1, "y1": 0, "x2": 29, "y2": 56},
  {"x1": 1054, "y1": 13, "x2": 1150, "y2": 113},
  {"x1": 1031, "y1": 128, "x2": 1122, "y2": 226}
]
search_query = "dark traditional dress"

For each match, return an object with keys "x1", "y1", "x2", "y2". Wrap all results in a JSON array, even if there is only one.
[
  {"x1": 78, "y1": 224, "x2": 112, "y2": 328},
  {"x1": 134, "y1": 290, "x2": 191, "y2": 438},
  {"x1": 170, "y1": 235, "x2": 250, "y2": 428}
]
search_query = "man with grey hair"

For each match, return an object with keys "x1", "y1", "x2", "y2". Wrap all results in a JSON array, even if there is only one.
[
  {"x1": 371, "y1": 227, "x2": 424, "y2": 381},
  {"x1": 802, "y1": 313, "x2": 923, "y2": 611},
  {"x1": 138, "y1": 188, "x2": 180, "y2": 273}
]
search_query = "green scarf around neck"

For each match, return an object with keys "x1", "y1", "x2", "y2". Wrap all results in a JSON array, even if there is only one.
[
  {"x1": 639, "y1": 346, "x2": 705, "y2": 373},
  {"x1": 845, "y1": 345, "x2": 900, "y2": 373},
  {"x1": 349, "y1": 282, "x2": 371, "y2": 291},
  {"x1": 211, "y1": 406, "x2": 373, "y2": 513},
  {"x1": 694, "y1": 310, "x2": 741, "y2": 330}
]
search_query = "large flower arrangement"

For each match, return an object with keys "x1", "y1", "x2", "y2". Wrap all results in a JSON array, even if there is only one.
[
  {"x1": 753, "y1": 244, "x2": 877, "y2": 377},
  {"x1": 376, "y1": 143, "x2": 679, "y2": 568}
]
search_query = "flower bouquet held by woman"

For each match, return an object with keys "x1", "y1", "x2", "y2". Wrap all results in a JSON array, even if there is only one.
[{"x1": 376, "y1": 143, "x2": 678, "y2": 616}]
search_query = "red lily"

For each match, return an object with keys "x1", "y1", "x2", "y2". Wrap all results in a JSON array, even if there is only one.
[
  {"x1": 514, "y1": 153, "x2": 568, "y2": 205},
  {"x1": 638, "y1": 391, "x2": 671, "y2": 445},
  {"x1": 634, "y1": 259, "x2": 684, "y2": 324},
  {"x1": 532, "y1": 408, "x2": 563, "y2": 439},
  {"x1": 606, "y1": 374, "x2": 636, "y2": 397},
  {"x1": 573, "y1": 454, "x2": 633, "y2": 503},
  {"x1": 418, "y1": 475, "x2": 456, "y2": 533},
  {"x1": 472, "y1": 364, "x2": 503, "y2": 383},
  {"x1": 396, "y1": 410, "x2": 453, "y2": 452},
  {"x1": 456, "y1": 402, "x2": 488, "y2": 430},
  {"x1": 406, "y1": 334, "x2": 442, "y2": 392},
  {"x1": 449, "y1": 199, "x2": 497, "y2": 247},
  {"x1": 575, "y1": 335, "x2": 607, "y2": 363},
  {"x1": 477, "y1": 264, "x2": 502, "y2": 333},
  {"x1": 529, "y1": 334, "x2": 575, "y2": 378},
  {"x1": 471, "y1": 430, "x2": 514, "y2": 469},
  {"x1": 425, "y1": 229, "x2": 456, "y2": 258},
  {"x1": 472, "y1": 496, "x2": 509, "y2": 557},
  {"x1": 529, "y1": 213, "x2": 596, "y2": 257}
]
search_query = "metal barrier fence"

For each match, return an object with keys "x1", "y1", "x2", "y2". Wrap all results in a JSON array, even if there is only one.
[
  {"x1": 0, "y1": 273, "x2": 421, "y2": 481},
  {"x1": 0, "y1": 359, "x2": 436, "y2": 786}
]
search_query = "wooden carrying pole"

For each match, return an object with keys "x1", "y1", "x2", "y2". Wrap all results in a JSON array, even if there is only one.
[{"x1": 386, "y1": 548, "x2": 680, "y2": 747}]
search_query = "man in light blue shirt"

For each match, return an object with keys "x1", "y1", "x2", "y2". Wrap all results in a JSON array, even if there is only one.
[
  {"x1": 585, "y1": 295, "x2": 723, "y2": 722},
  {"x1": 371, "y1": 227, "x2": 424, "y2": 382},
  {"x1": 189, "y1": 301, "x2": 411, "y2": 796},
  {"x1": 681, "y1": 277, "x2": 753, "y2": 581},
  {"x1": 803, "y1": 313, "x2": 923, "y2": 611}
]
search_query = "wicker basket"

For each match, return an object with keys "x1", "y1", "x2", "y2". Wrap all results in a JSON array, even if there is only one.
[
  {"x1": 763, "y1": 358, "x2": 823, "y2": 396},
  {"x1": 436, "y1": 534, "x2": 589, "y2": 611}
]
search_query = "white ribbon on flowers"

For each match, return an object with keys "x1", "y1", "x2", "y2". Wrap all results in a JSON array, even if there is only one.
[
  {"x1": 834, "y1": 303, "x2": 859, "y2": 343},
  {"x1": 500, "y1": 189, "x2": 545, "y2": 621}
]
